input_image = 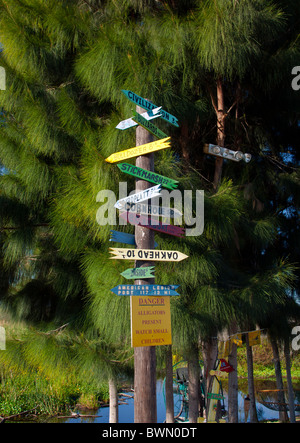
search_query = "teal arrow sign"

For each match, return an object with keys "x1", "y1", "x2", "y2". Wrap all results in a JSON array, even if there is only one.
[
  {"x1": 111, "y1": 284, "x2": 180, "y2": 296},
  {"x1": 121, "y1": 266, "x2": 155, "y2": 280},
  {"x1": 122, "y1": 90, "x2": 179, "y2": 127},
  {"x1": 117, "y1": 163, "x2": 179, "y2": 190},
  {"x1": 132, "y1": 112, "x2": 168, "y2": 139}
]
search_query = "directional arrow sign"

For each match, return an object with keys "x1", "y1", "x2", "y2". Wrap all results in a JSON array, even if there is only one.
[
  {"x1": 111, "y1": 284, "x2": 180, "y2": 296},
  {"x1": 114, "y1": 184, "x2": 162, "y2": 209},
  {"x1": 208, "y1": 393, "x2": 225, "y2": 401},
  {"x1": 116, "y1": 107, "x2": 162, "y2": 130},
  {"x1": 118, "y1": 201, "x2": 182, "y2": 219},
  {"x1": 204, "y1": 143, "x2": 252, "y2": 163},
  {"x1": 109, "y1": 247, "x2": 188, "y2": 262},
  {"x1": 121, "y1": 266, "x2": 155, "y2": 280},
  {"x1": 117, "y1": 163, "x2": 179, "y2": 190},
  {"x1": 120, "y1": 212, "x2": 185, "y2": 238},
  {"x1": 209, "y1": 370, "x2": 227, "y2": 378},
  {"x1": 132, "y1": 112, "x2": 168, "y2": 139},
  {"x1": 105, "y1": 137, "x2": 171, "y2": 163},
  {"x1": 109, "y1": 230, "x2": 158, "y2": 248},
  {"x1": 122, "y1": 90, "x2": 179, "y2": 127}
]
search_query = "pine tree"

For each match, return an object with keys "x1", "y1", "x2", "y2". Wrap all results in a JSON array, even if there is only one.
[{"x1": 0, "y1": 0, "x2": 299, "y2": 424}]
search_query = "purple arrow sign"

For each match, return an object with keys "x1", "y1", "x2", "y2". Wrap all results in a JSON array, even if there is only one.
[{"x1": 120, "y1": 212, "x2": 185, "y2": 238}]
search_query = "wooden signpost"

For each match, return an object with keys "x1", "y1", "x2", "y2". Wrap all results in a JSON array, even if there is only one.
[
  {"x1": 119, "y1": 212, "x2": 185, "y2": 238},
  {"x1": 132, "y1": 112, "x2": 168, "y2": 139},
  {"x1": 114, "y1": 184, "x2": 162, "y2": 209},
  {"x1": 122, "y1": 90, "x2": 179, "y2": 127},
  {"x1": 111, "y1": 284, "x2": 180, "y2": 296},
  {"x1": 117, "y1": 163, "x2": 179, "y2": 190},
  {"x1": 131, "y1": 295, "x2": 172, "y2": 347},
  {"x1": 121, "y1": 266, "x2": 155, "y2": 280},
  {"x1": 106, "y1": 92, "x2": 182, "y2": 423},
  {"x1": 109, "y1": 247, "x2": 188, "y2": 262},
  {"x1": 105, "y1": 137, "x2": 171, "y2": 163}
]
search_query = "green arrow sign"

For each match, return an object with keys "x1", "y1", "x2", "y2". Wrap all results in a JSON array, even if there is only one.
[
  {"x1": 207, "y1": 392, "x2": 225, "y2": 400},
  {"x1": 121, "y1": 266, "x2": 155, "y2": 280},
  {"x1": 132, "y1": 112, "x2": 168, "y2": 139},
  {"x1": 117, "y1": 163, "x2": 179, "y2": 190}
]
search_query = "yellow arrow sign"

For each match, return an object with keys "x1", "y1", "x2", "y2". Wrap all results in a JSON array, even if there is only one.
[
  {"x1": 209, "y1": 370, "x2": 227, "y2": 377},
  {"x1": 109, "y1": 247, "x2": 188, "y2": 262},
  {"x1": 105, "y1": 137, "x2": 171, "y2": 163}
]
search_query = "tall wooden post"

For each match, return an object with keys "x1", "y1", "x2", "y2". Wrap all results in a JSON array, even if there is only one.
[{"x1": 133, "y1": 105, "x2": 157, "y2": 423}]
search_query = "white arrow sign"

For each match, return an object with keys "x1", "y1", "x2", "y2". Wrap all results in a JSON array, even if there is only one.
[
  {"x1": 114, "y1": 185, "x2": 162, "y2": 210},
  {"x1": 116, "y1": 107, "x2": 162, "y2": 130},
  {"x1": 117, "y1": 201, "x2": 182, "y2": 219}
]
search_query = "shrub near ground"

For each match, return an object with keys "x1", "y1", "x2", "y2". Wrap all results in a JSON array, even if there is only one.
[
  {"x1": 237, "y1": 337, "x2": 300, "y2": 379},
  {"x1": 0, "y1": 365, "x2": 109, "y2": 417}
]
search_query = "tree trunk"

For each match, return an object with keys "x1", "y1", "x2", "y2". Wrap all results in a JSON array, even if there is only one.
[
  {"x1": 109, "y1": 378, "x2": 118, "y2": 423},
  {"x1": 202, "y1": 337, "x2": 218, "y2": 396},
  {"x1": 228, "y1": 327, "x2": 238, "y2": 423},
  {"x1": 213, "y1": 77, "x2": 226, "y2": 190},
  {"x1": 270, "y1": 337, "x2": 288, "y2": 422},
  {"x1": 245, "y1": 333, "x2": 258, "y2": 423},
  {"x1": 134, "y1": 104, "x2": 157, "y2": 423},
  {"x1": 188, "y1": 344, "x2": 200, "y2": 423},
  {"x1": 284, "y1": 337, "x2": 295, "y2": 423},
  {"x1": 165, "y1": 345, "x2": 174, "y2": 423}
]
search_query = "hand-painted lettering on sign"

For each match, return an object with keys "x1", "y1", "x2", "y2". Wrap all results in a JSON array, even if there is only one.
[
  {"x1": 111, "y1": 284, "x2": 179, "y2": 296},
  {"x1": 122, "y1": 90, "x2": 179, "y2": 127},
  {"x1": 117, "y1": 163, "x2": 179, "y2": 190},
  {"x1": 109, "y1": 247, "x2": 188, "y2": 262},
  {"x1": 121, "y1": 266, "x2": 155, "y2": 280},
  {"x1": 131, "y1": 295, "x2": 172, "y2": 347},
  {"x1": 105, "y1": 137, "x2": 171, "y2": 163},
  {"x1": 132, "y1": 112, "x2": 168, "y2": 139}
]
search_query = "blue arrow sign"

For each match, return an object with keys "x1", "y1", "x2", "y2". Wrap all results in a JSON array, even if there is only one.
[
  {"x1": 109, "y1": 230, "x2": 158, "y2": 248},
  {"x1": 111, "y1": 284, "x2": 180, "y2": 296},
  {"x1": 122, "y1": 90, "x2": 179, "y2": 127}
]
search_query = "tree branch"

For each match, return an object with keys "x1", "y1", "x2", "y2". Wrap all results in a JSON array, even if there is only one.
[{"x1": 0, "y1": 223, "x2": 49, "y2": 232}]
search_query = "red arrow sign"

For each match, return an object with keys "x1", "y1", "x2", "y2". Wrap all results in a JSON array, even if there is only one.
[
  {"x1": 120, "y1": 212, "x2": 185, "y2": 238},
  {"x1": 220, "y1": 359, "x2": 235, "y2": 373}
]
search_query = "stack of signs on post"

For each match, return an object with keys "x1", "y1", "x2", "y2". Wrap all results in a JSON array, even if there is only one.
[{"x1": 105, "y1": 90, "x2": 187, "y2": 347}]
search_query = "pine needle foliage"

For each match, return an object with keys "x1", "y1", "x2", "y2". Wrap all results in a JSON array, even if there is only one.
[{"x1": 0, "y1": 0, "x2": 299, "y2": 402}]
